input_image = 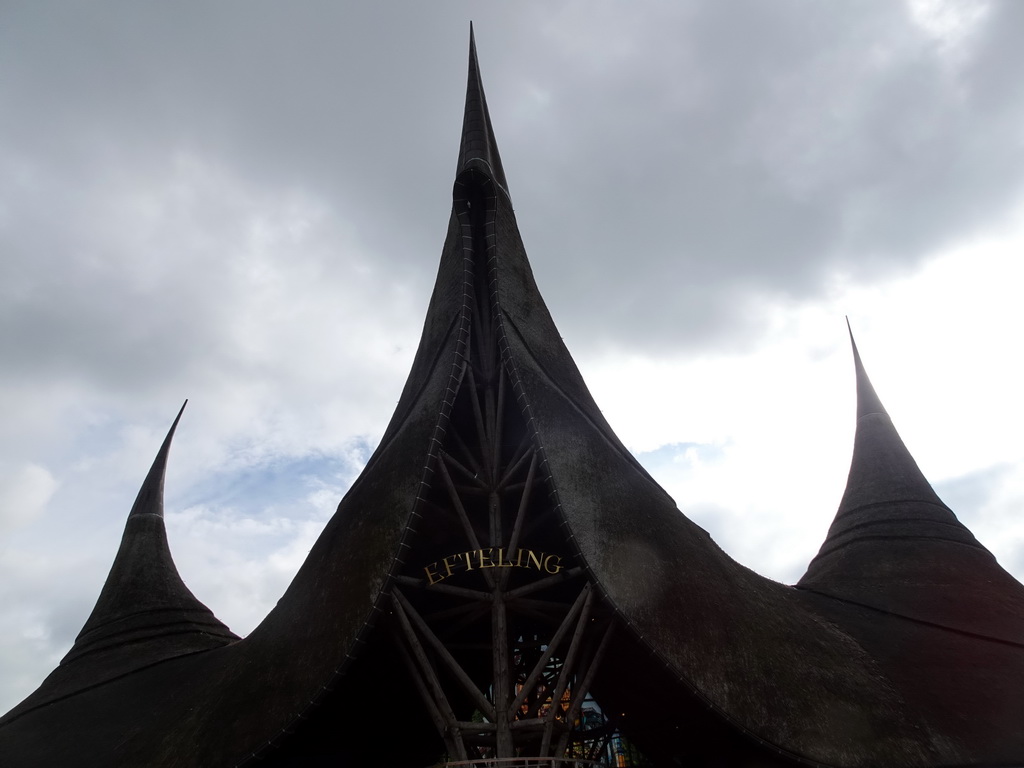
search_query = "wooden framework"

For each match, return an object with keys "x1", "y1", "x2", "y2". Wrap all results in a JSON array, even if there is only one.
[{"x1": 388, "y1": 179, "x2": 614, "y2": 764}]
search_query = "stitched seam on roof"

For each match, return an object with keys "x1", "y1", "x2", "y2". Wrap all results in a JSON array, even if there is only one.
[
  {"x1": 76, "y1": 605, "x2": 230, "y2": 636},
  {"x1": 487, "y1": 206, "x2": 838, "y2": 768},
  {"x1": 814, "y1": 533, "x2": 988, "y2": 560},
  {"x1": 796, "y1": 586, "x2": 1024, "y2": 649},
  {"x1": 829, "y1": 516, "x2": 969, "y2": 536},
  {"x1": 63, "y1": 625, "x2": 236, "y2": 663},
  {"x1": 498, "y1": 313, "x2": 667, "y2": 498},
  {"x1": 839, "y1": 499, "x2": 953, "y2": 517},
  {"x1": 349, "y1": 312, "x2": 462, "y2": 490},
  {"x1": 235, "y1": 186, "x2": 476, "y2": 768},
  {"x1": 0, "y1": 643, "x2": 234, "y2": 727}
]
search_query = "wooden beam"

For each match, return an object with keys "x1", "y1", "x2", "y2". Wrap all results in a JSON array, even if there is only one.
[
  {"x1": 506, "y1": 601, "x2": 562, "y2": 625},
  {"x1": 394, "y1": 637, "x2": 449, "y2": 743},
  {"x1": 507, "y1": 597, "x2": 578, "y2": 622},
  {"x1": 505, "y1": 566, "x2": 583, "y2": 600},
  {"x1": 465, "y1": 365, "x2": 494, "y2": 474},
  {"x1": 395, "y1": 574, "x2": 491, "y2": 603},
  {"x1": 492, "y1": 592, "x2": 513, "y2": 756},
  {"x1": 441, "y1": 449, "x2": 487, "y2": 488},
  {"x1": 435, "y1": 602, "x2": 492, "y2": 639},
  {"x1": 540, "y1": 587, "x2": 595, "y2": 755},
  {"x1": 451, "y1": 428, "x2": 484, "y2": 478},
  {"x1": 390, "y1": 593, "x2": 468, "y2": 761},
  {"x1": 393, "y1": 587, "x2": 496, "y2": 721},
  {"x1": 484, "y1": 370, "x2": 498, "y2": 485},
  {"x1": 492, "y1": 367, "x2": 506, "y2": 479},
  {"x1": 454, "y1": 720, "x2": 496, "y2": 732},
  {"x1": 437, "y1": 456, "x2": 494, "y2": 591},
  {"x1": 499, "y1": 432, "x2": 534, "y2": 487},
  {"x1": 489, "y1": 490, "x2": 502, "y2": 549},
  {"x1": 424, "y1": 601, "x2": 489, "y2": 623},
  {"x1": 556, "y1": 621, "x2": 616, "y2": 758},
  {"x1": 501, "y1": 453, "x2": 538, "y2": 590},
  {"x1": 509, "y1": 584, "x2": 590, "y2": 716}
]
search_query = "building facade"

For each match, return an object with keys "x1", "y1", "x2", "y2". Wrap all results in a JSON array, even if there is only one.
[{"x1": 2, "y1": 32, "x2": 1024, "y2": 768}]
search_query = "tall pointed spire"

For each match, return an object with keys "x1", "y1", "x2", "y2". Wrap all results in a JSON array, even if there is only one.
[
  {"x1": 60, "y1": 402, "x2": 236, "y2": 673},
  {"x1": 126, "y1": 399, "x2": 184, "y2": 520},
  {"x1": 832, "y1": 324, "x2": 949, "y2": 516},
  {"x1": 799, "y1": 329, "x2": 1024, "y2": 639},
  {"x1": 457, "y1": 24, "x2": 509, "y2": 194},
  {"x1": 848, "y1": 318, "x2": 886, "y2": 419}
]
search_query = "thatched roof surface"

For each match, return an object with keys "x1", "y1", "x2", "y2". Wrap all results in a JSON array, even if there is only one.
[
  {"x1": 0, "y1": 403, "x2": 237, "y2": 729},
  {"x1": 797, "y1": 330, "x2": 1024, "y2": 763},
  {"x1": 489, "y1": 202, "x2": 958, "y2": 765},
  {"x1": 457, "y1": 24, "x2": 508, "y2": 196}
]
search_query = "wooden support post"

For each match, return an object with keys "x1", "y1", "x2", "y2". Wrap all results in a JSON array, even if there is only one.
[
  {"x1": 438, "y1": 457, "x2": 494, "y2": 592},
  {"x1": 555, "y1": 621, "x2": 616, "y2": 758},
  {"x1": 492, "y1": 368, "x2": 505, "y2": 477},
  {"x1": 394, "y1": 638, "x2": 453, "y2": 752},
  {"x1": 506, "y1": 452, "x2": 536, "y2": 553},
  {"x1": 499, "y1": 432, "x2": 534, "y2": 487},
  {"x1": 393, "y1": 587, "x2": 496, "y2": 721},
  {"x1": 510, "y1": 584, "x2": 591, "y2": 716},
  {"x1": 484, "y1": 375, "x2": 498, "y2": 481},
  {"x1": 441, "y1": 449, "x2": 487, "y2": 488},
  {"x1": 391, "y1": 593, "x2": 468, "y2": 761},
  {"x1": 492, "y1": 590, "x2": 513, "y2": 757},
  {"x1": 452, "y1": 428, "x2": 484, "y2": 477},
  {"x1": 489, "y1": 490, "x2": 502, "y2": 551},
  {"x1": 465, "y1": 366, "x2": 494, "y2": 474},
  {"x1": 394, "y1": 574, "x2": 491, "y2": 603},
  {"x1": 540, "y1": 587, "x2": 595, "y2": 755},
  {"x1": 506, "y1": 566, "x2": 583, "y2": 600}
]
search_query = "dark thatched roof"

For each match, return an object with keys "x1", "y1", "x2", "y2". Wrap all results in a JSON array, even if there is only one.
[
  {"x1": 1, "y1": 33, "x2": 1022, "y2": 768},
  {"x1": 797, "y1": 328, "x2": 1024, "y2": 764},
  {"x1": 0, "y1": 402, "x2": 237, "y2": 730},
  {"x1": 457, "y1": 24, "x2": 508, "y2": 196}
]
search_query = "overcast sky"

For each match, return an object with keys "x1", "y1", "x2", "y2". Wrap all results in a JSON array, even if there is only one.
[{"x1": 2, "y1": 1, "x2": 1023, "y2": 713}]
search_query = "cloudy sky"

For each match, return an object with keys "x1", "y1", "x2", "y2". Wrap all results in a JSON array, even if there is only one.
[{"x1": 2, "y1": 1, "x2": 1024, "y2": 712}]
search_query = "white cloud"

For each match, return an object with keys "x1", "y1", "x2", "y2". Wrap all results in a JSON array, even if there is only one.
[
  {"x1": 906, "y1": 0, "x2": 992, "y2": 53},
  {"x1": 0, "y1": 463, "x2": 57, "y2": 534}
]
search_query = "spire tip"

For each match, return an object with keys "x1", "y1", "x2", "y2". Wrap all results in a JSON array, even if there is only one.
[
  {"x1": 846, "y1": 323, "x2": 887, "y2": 420},
  {"x1": 127, "y1": 403, "x2": 187, "y2": 520}
]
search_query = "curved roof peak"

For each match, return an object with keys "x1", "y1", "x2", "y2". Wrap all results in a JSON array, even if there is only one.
[
  {"x1": 848, "y1": 319, "x2": 886, "y2": 420},
  {"x1": 59, "y1": 402, "x2": 236, "y2": 676},
  {"x1": 456, "y1": 24, "x2": 509, "y2": 196},
  {"x1": 797, "y1": 328, "x2": 1024, "y2": 640},
  {"x1": 126, "y1": 400, "x2": 185, "y2": 520},
  {"x1": 831, "y1": 326, "x2": 949, "y2": 521}
]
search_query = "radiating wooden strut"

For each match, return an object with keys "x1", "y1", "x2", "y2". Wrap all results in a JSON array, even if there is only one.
[{"x1": 388, "y1": 178, "x2": 614, "y2": 764}]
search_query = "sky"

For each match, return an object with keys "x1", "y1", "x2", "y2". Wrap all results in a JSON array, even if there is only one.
[{"x1": 1, "y1": 1, "x2": 1023, "y2": 713}]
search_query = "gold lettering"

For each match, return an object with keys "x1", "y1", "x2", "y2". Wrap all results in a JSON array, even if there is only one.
[
  {"x1": 424, "y1": 562, "x2": 443, "y2": 585},
  {"x1": 425, "y1": 547, "x2": 565, "y2": 585},
  {"x1": 543, "y1": 554, "x2": 563, "y2": 574},
  {"x1": 442, "y1": 554, "x2": 460, "y2": 578}
]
